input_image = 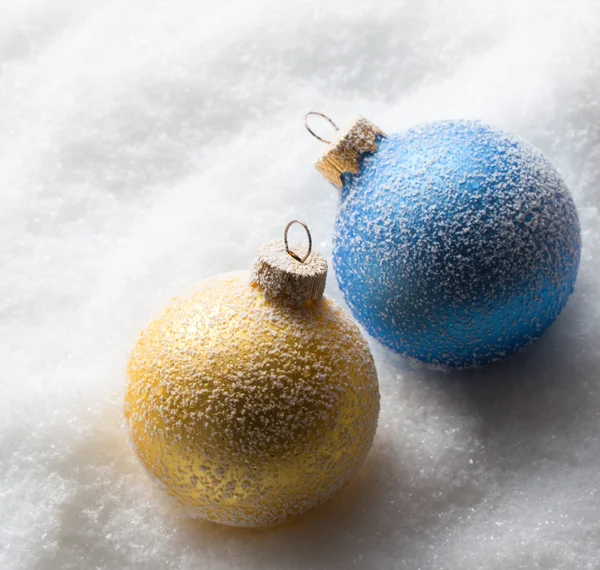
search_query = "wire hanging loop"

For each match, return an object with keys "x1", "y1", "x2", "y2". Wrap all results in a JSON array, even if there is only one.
[
  {"x1": 304, "y1": 112, "x2": 339, "y2": 144},
  {"x1": 284, "y1": 220, "x2": 312, "y2": 264}
]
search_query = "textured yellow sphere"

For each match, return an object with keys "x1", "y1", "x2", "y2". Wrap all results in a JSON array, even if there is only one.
[{"x1": 125, "y1": 272, "x2": 379, "y2": 527}]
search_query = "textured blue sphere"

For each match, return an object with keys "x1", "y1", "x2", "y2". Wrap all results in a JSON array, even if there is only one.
[{"x1": 333, "y1": 120, "x2": 581, "y2": 368}]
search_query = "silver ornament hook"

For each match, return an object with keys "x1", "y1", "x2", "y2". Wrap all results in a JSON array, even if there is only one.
[
  {"x1": 284, "y1": 220, "x2": 312, "y2": 263},
  {"x1": 304, "y1": 112, "x2": 339, "y2": 144}
]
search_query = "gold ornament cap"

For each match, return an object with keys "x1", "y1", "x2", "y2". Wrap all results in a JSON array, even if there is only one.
[
  {"x1": 250, "y1": 220, "x2": 327, "y2": 307},
  {"x1": 307, "y1": 113, "x2": 386, "y2": 188}
]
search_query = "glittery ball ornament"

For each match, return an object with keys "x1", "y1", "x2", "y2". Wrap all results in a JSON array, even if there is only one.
[
  {"x1": 125, "y1": 222, "x2": 380, "y2": 527},
  {"x1": 309, "y1": 114, "x2": 581, "y2": 367}
]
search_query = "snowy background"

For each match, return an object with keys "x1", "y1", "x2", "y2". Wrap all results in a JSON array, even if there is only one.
[{"x1": 2, "y1": 0, "x2": 600, "y2": 568}]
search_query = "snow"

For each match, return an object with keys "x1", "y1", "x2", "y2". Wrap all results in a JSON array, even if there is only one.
[{"x1": 1, "y1": 0, "x2": 599, "y2": 568}]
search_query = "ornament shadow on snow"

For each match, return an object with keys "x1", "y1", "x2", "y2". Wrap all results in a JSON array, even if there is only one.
[
  {"x1": 173, "y1": 445, "x2": 422, "y2": 569},
  {"x1": 125, "y1": 221, "x2": 380, "y2": 527},
  {"x1": 439, "y1": 290, "x2": 592, "y2": 438},
  {"x1": 305, "y1": 112, "x2": 582, "y2": 369}
]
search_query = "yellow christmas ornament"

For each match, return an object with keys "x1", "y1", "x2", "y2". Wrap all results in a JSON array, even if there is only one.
[{"x1": 125, "y1": 221, "x2": 380, "y2": 527}]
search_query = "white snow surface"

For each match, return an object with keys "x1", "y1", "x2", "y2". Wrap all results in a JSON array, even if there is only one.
[{"x1": 2, "y1": 0, "x2": 600, "y2": 568}]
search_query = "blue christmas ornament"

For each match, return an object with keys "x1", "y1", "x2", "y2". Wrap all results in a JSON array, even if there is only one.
[{"x1": 309, "y1": 114, "x2": 581, "y2": 368}]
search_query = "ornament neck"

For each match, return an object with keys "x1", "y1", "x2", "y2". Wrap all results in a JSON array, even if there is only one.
[
  {"x1": 250, "y1": 222, "x2": 328, "y2": 308},
  {"x1": 313, "y1": 116, "x2": 385, "y2": 188}
]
